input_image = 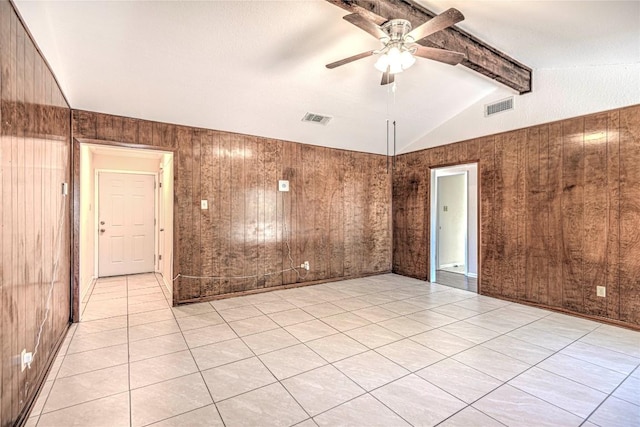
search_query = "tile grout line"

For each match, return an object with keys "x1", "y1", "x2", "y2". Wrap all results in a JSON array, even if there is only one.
[
  {"x1": 126, "y1": 275, "x2": 133, "y2": 427},
  {"x1": 577, "y1": 363, "x2": 640, "y2": 426},
  {"x1": 175, "y1": 295, "x2": 229, "y2": 427}
]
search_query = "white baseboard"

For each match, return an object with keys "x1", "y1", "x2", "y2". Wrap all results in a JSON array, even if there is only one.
[
  {"x1": 439, "y1": 263, "x2": 464, "y2": 269},
  {"x1": 157, "y1": 272, "x2": 173, "y2": 298},
  {"x1": 80, "y1": 276, "x2": 96, "y2": 303}
]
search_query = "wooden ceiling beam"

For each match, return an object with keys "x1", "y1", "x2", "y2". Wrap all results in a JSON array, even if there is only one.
[{"x1": 326, "y1": 0, "x2": 532, "y2": 94}]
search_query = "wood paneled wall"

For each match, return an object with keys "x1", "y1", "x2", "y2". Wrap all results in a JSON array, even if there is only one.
[
  {"x1": 1, "y1": 1, "x2": 72, "y2": 426},
  {"x1": 393, "y1": 105, "x2": 640, "y2": 327},
  {"x1": 72, "y1": 110, "x2": 392, "y2": 305}
]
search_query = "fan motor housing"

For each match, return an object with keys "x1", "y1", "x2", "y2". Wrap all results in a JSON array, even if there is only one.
[{"x1": 381, "y1": 19, "x2": 412, "y2": 41}]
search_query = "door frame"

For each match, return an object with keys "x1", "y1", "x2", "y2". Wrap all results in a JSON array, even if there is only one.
[
  {"x1": 94, "y1": 169, "x2": 158, "y2": 278},
  {"x1": 72, "y1": 137, "x2": 176, "y2": 322},
  {"x1": 434, "y1": 171, "x2": 468, "y2": 274},
  {"x1": 430, "y1": 162, "x2": 478, "y2": 284}
]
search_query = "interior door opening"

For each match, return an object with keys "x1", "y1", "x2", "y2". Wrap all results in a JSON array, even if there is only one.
[
  {"x1": 430, "y1": 163, "x2": 478, "y2": 292},
  {"x1": 78, "y1": 143, "x2": 174, "y2": 320}
]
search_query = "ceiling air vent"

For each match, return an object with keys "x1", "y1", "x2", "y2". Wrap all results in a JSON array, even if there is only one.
[
  {"x1": 302, "y1": 112, "x2": 332, "y2": 125},
  {"x1": 485, "y1": 97, "x2": 514, "y2": 117}
]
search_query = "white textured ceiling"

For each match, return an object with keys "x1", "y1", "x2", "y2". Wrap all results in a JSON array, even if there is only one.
[{"x1": 14, "y1": 1, "x2": 640, "y2": 154}]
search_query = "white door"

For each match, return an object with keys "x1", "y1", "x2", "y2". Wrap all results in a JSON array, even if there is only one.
[{"x1": 98, "y1": 172, "x2": 156, "y2": 277}]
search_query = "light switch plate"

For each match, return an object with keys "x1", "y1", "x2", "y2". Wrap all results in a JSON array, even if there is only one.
[
  {"x1": 596, "y1": 286, "x2": 606, "y2": 297},
  {"x1": 201, "y1": 200, "x2": 208, "y2": 209},
  {"x1": 278, "y1": 180, "x2": 289, "y2": 192}
]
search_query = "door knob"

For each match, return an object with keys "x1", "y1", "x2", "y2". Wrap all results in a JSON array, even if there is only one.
[
  {"x1": 100, "y1": 221, "x2": 105, "y2": 225},
  {"x1": 100, "y1": 229, "x2": 106, "y2": 233}
]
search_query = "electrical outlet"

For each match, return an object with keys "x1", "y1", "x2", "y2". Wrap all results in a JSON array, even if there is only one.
[
  {"x1": 20, "y1": 350, "x2": 32, "y2": 372},
  {"x1": 596, "y1": 286, "x2": 606, "y2": 297},
  {"x1": 303, "y1": 261, "x2": 310, "y2": 271},
  {"x1": 278, "y1": 180, "x2": 289, "y2": 192},
  {"x1": 200, "y1": 200, "x2": 208, "y2": 210}
]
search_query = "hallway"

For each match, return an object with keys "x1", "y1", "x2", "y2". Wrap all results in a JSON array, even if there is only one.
[{"x1": 28, "y1": 274, "x2": 640, "y2": 426}]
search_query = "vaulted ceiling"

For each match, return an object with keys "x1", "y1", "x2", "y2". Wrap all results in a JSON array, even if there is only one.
[{"x1": 14, "y1": 1, "x2": 640, "y2": 154}]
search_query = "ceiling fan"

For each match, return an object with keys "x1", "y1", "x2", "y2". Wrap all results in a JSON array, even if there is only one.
[{"x1": 326, "y1": 8, "x2": 466, "y2": 85}]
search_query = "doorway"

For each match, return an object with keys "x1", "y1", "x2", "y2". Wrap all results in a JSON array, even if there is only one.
[
  {"x1": 430, "y1": 163, "x2": 478, "y2": 292},
  {"x1": 77, "y1": 143, "x2": 174, "y2": 320}
]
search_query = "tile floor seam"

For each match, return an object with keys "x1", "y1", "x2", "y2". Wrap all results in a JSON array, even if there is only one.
[
  {"x1": 505, "y1": 381, "x2": 595, "y2": 422},
  {"x1": 38, "y1": 390, "x2": 130, "y2": 417},
  {"x1": 230, "y1": 323, "x2": 314, "y2": 415},
  {"x1": 195, "y1": 369, "x2": 226, "y2": 426},
  {"x1": 433, "y1": 399, "x2": 508, "y2": 427},
  {"x1": 33, "y1": 325, "x2": 77, "y2": 417},
  {"x1": 312, "y1": 391, "x2": 412, "y2": 426},
  {"x1": 214, "y1": 371, "x2": 312, "y2": 420},
  {"x1": 126, "y1": 276, "x2": 133, "y2": 427},
  {"x1": 371, "y1": 343, "x2": 445, "y2": 373},
  {"x1": 183, "y1": 334, "x2": 240, "y2": 350},
  {"x1": 565, "y1": 338, "x2": 640, "y2": 366},
  {"x1": 534, "y1": 355, "x2": 634, "y2": 394},
  {"x1": 578, "y1": 364, "x2": 640, "y2": 424},
  {"x1": 370, "y1": 385, "x2": 448, "y2": 427},
  {"x1": 173, "y1": 301, "x2": 230, "y2": 427},
  {"x1": 486, "y1": 324, "x2": 613, "y2": 423}
]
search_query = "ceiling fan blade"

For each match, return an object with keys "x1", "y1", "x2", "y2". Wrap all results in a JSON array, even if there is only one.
[
  {"x1": 343, "y1": 14, "x2": 386, "y2": 39},
  {"x1": 405, "y1": 8, "x2": 464, "y2": 43},
  {"x1": 381, "y1": 67, "x2": 395, "y2": 85},
  {"x1": 413, "y1": 46, "x2": 466, "y2": 65},
  {"x1": 326, "y1": 50, "x2": 375, "y2": 69}
]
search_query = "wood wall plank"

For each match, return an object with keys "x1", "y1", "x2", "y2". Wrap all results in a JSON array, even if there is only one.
[
  {"x1": 524, "y1": 126, "x2": 541, "y2": 303},
  {"x1": 218, "y1": 133, "x2": 232, "y2": 294},
  {"x1": 478, "y1": 136, "x2": 496, "y2": 296},
  {"x1": 329, "y1": 149, "x2": 345, "y2": 278},
  {"x1": 515, "y1": 131, "x2": 527, "y2": 300},
  {"x1": 200, "y1": 131, "x2": 215, "y2": 294},
  {"x1": 605, "y1": 111, "x2": 620, "y2": 320},
  {"x1": 244, "y1": 136, "x2": 259, "y2": 290},
  {"x1": 175, "y1": 127, "x2": 194, "y2": 300},
  {"x1": 191, "y1": 130, "x2": 203, "y2": 296},
  {"x1": 547, "y1": 122, "x2": 564, "y2": 307},
  {"x1": 537, "y1": 126, "x2": 550, "y2": 305},
  {"x1": 229, "y1": 133, "x2": 245, "y2": 292},
  {"x1": 583, "y1": 114, "x2": 608, "y2": 317},
  {"x1": 263, "y1": 138, "x2": 280, "y2": 288},
  {"x1": 619, "y1": 105, "x2": 640, "y2": 324},
  {"x1": 561, "y1": 118, "x2": 585, "y2": 313}
]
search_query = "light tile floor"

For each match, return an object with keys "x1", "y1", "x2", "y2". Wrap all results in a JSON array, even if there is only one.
[{"x1": 28, "y1": 273, "x2": 640, "y2": 427}]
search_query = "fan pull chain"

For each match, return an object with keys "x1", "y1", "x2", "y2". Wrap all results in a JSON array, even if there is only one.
[{"x1": 393, "y1": 120, "x2": 397, "y2": 169}]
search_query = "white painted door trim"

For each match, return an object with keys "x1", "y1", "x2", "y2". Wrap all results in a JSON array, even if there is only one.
[{"x1": 430, "y1": 163, "x2": 478, "y2": 283}]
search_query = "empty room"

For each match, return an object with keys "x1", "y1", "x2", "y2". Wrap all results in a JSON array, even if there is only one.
[{"x1": 1, "y1": 1, "x2": 639, "y2": 426}]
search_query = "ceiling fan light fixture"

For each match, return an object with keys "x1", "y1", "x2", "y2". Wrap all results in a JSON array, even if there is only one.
[
  {"x1": 400, "y1": 50, "x2": 416, "y2": 70},
  {"x1": 385, "y1": 46, "x2": 404, "y2": 74},
  {"x1": 387, "y1": 46, "x2": 401, "y2": 61},
  {"x1": 374, "y1": 54, "x2": 390, "y2": 72}
]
